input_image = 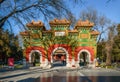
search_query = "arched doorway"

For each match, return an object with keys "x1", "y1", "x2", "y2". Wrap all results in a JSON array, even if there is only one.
[
  {"x1": 29, "y1": 50, "x2": 41, "y2": 66},
  {"x1": 51, "y1": 47, "x2": 68, "y2": 67},
  {"x1": 78, "y1": 50, "x2": 91, "y2": 66}
]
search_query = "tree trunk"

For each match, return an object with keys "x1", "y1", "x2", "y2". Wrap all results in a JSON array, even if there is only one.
[{"x1": 106, "y1": 51, "x2": 111, "y2": 65}]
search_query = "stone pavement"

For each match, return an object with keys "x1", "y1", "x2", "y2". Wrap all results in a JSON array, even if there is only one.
[
  {"x1": 0, "y1": 66, "x2": 120, "y2": 82},
  {"x1": 0, "y1": 66, "x2": 67, "y2": 82}
]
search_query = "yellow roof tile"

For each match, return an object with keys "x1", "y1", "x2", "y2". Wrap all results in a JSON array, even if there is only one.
[
  {"x1": 26, "y1": 20, "x2": 44, "y2": 27},
  {"x1": 20, "y1": 31, "x2": 29, "y2": 36},
  {"x1": 75, "y1": 20, "x2": 94, "y2": 27},
  {"x1": 91, "y1": 30, "x2": 100, "y2": 35},
  {"x1": 49, "y1": 18, "x2": 70, "y2": 25}
]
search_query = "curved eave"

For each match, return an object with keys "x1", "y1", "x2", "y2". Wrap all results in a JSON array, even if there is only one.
[
  {"x1": 49, "y1": 23, "x2": 70, "y2": 25},
  {"x1": 74, "y1": 26, "x2": 93, "y2": 29},
  {"x1": 74, "y1": 20, "x2": 94, "y2": 29},
  {"x1": 26, "y1": 24, "x2": 44, "y2": 28},
  {"x1": 20, "y1": 32, "x2": 29, "y2": 36},
  {"x1": 91, "y1": 31, "x2": 100, "y2": 35},
  {"x1": 26, "y1": 20, "x2": 45, "y2": 28},
  {"x1": 49, "y1": 18, "x2": 71, "y2": 26}
]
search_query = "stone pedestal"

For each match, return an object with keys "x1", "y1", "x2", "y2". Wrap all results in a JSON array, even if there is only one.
[
  {"x1": 40, "y1": 59, "x2": 51, "y2": 69},
  {"x1": 71, "y1": 59, "x2": 75, "y2": 67},
  {"x1": 66, "y1": 59, "x2": 78, "y2": 68},
  {"x1": 75, "y1": 61, "x2": 80, "y2": 68},
  {"x1": 66, "y1": 62, "x2": 71, "y2": 67}
]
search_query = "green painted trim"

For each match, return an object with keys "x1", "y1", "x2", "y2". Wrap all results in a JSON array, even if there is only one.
[{"x1": 31, "y1": 44, "x2": 42, "y2": 46}]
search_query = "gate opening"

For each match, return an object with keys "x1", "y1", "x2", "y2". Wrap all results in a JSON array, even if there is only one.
[
  {"x1": 52, "y1": 49, "x2": 66, "y2": 67},
  {"x1": 79, "y1": 51, "x2": 90, "y2": 66},
  {"x1": 30, "y1": 51, "x2": 40, "y2": 67}
]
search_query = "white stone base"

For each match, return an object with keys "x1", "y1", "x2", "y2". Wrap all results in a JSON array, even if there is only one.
[
  {"x1": 66, "y1": 60, "x2": 79, "y2": 68},
  {"x1": 40, "y1": 59, "x2": 96, "y2": 69},
  {"x1": 40, "y1": 63, "x2": 51, "y2": 69},
  {"x1": 66, "y1": 62, "x2": 71, "y2": 67},
  {"x1": 75, "y1": 63, "x2": 80, "y2": 68},
  {"x1": 40, "y1": 59, "x2": 51, "y2": 69}
]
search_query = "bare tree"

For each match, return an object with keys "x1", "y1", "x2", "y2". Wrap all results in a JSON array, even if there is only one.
[
  {"x1": 0, "y1": 0, "x2": 115, "y2": 33},
  {"x1": 0, "y1": 0, "x2": 77, "y2": 32},
  {"x1": 0, "y1": 0, "x2": 5, "y2": 4},
  {"x1": 106, "y1": 0, "x2": 114, "y2": 3},
  {"x1": 79, "y1": 8, "x2": 111, "y2": 42},
  {"x1": 105, "y1": 24, "x2": 116, "y2": 65}
]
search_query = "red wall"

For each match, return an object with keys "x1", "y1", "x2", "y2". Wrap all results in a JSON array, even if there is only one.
[
  {"x1": 74, "y1": 46, "x2": 94, "y2": 61},
  {"x1": 25, "y1": 45, "x2": 95, "y2": 62},
  {"x1": 25, "y1": 46, "x2": 45, "y2": 61},
  {"x1": 48, "y1": 44, "x2": 72, "y2": 61}
]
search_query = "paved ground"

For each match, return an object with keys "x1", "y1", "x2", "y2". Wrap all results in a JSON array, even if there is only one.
[{"x1": 0, "y1": 66, "x2": 120, "y2": 82}]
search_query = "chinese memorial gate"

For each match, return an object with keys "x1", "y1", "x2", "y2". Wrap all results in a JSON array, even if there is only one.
[{"x1": 20, "y1": 19, "x2": 99, "y2": 68}]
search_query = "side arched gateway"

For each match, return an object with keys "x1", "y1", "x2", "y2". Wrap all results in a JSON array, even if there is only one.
[
  {"x1": 74, "y1": 47, "x2": 95, "y2": 64},
  {"x1": 25, "y1": 47, "x2": 45, "y2": 64},
  {"x1": 29, "y1": 50, "x2": 42, "y2": 64},
  {"x1": 78, "y1": 49, "x2": 91, "y2": 66}
]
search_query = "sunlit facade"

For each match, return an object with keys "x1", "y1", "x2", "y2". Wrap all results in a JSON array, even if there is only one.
[{"x1": 20, "y1": 19, "x2": 99, "y2": 68}]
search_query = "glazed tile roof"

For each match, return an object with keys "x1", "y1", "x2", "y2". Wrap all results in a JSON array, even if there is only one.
[
  {"x1": 49, "y1": 18, "x2": 70, "y2": 25},
  {"x1": 90, "y1": 30, "x2": 100, "y2": 35},
  {"x1": 75, "y1": 20, "x2": 94, "y2": 28},
  {"x1": 20, "y1": 31, "x2": 29, "y2": 36},
  {"x1": 26, "y1": 20, "x2": 44, "y2": 27}
]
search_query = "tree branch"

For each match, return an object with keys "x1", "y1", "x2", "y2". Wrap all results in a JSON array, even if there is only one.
[
  {"x1": 0, "y1": 0, "x2": 5, "y2": 4},
  {"x1": 0, "y1": 3, "x2": 39, "y2": 28},
  {"x1": 106, "y1": 0, "x2": 112, "y2": 3}
]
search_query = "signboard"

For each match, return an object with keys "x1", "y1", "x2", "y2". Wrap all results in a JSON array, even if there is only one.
[
  {"x1": 55, "y1": 32, "x2": 65, "y2": 36},
  {"x1": 8, "y1": 58, "x2": 14, "y2": 66},
  {"x1": 81, "y1": 34, "x2": 88, "y2": 38}
]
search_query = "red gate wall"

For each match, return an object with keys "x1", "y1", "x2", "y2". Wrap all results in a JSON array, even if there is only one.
[
  {"x1": 48, "y1": 44, "x2": 72, "y2": 61},
  {"x1": 25, "y1": 46, "x2": 45, "y2": 61},
  {"x1": 74, "y1": 46, "x2": 94, "y2": 61}
]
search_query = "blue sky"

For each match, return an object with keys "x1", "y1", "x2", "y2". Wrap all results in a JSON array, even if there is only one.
[
  {"x1": 68, "y1": 0, "x2": 120, "y2": 23},
  {"x1": 10, "y1": 0, "x2": 120, "y2": 35}
]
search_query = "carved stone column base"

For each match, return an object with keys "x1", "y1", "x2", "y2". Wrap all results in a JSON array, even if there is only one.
[
  {"x1": 40, "y1": 59, "x2": 51, "y2": 69},
  {"x1": 75, "y1": 61, "x2": 80, "y2": 68},
  {"x1": 66, "y1": 62, "x2": 71, "y2": 67}
]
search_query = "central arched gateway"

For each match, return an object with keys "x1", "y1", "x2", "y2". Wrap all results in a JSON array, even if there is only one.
[
  {"x1": 51, "y1": 47, "x2": 68, "y2": 66},
  {"x1": 48, "y1": 44, "x2": 72, "y2": 67}
]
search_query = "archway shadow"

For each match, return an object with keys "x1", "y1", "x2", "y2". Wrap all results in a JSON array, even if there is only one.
[{"x1": 52, "y1": 60, "x2": 66, "y2": 67}]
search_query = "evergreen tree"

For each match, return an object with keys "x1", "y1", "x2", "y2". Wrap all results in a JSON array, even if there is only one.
[{"x1": 0, "y1": 28, "x2": 23, "y2": 64}]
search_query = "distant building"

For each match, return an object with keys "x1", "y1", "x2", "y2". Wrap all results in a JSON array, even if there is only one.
[{"x1": 20, "y1": 19, "x2": 99, "y2": 68}]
